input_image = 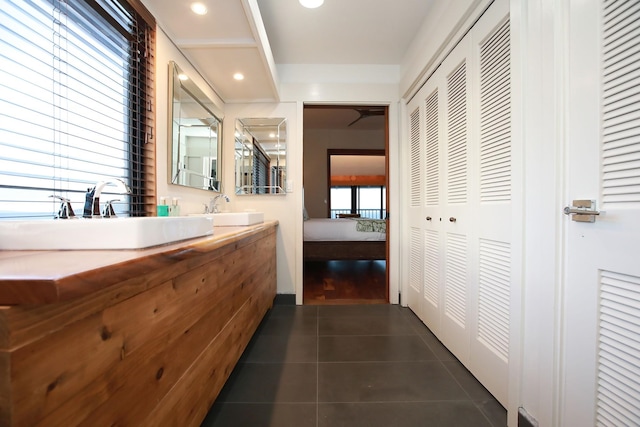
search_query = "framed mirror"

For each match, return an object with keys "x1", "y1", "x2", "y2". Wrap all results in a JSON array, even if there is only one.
[
  {"x1": 235, "y1": 118, "x2": 287, "y2": 195},
  {"x1": 168, "y1": 61, "x2": 222, "y2": 192}
]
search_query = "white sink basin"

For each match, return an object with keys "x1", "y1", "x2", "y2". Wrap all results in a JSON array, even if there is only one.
[
  {"x1": 0, "y1": 216, "x2": 214, "y2": 250},
  {"x1": 189, "y1": 212, "x2": 264, "y2": 226}
]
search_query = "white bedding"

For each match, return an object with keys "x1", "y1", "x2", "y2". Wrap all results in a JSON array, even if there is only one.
[{"x1": 303, "y1": 218, "x2": 386, "y2": 242}]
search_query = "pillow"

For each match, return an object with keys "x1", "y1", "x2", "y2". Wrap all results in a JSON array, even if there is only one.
[{"x1": 303, "y1": 206, "x2": 309, "y2": 221}]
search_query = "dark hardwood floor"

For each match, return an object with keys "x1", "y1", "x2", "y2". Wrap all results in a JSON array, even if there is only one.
[{"x1": 303, "y1": 260, "x2": 387, "y2": 305}]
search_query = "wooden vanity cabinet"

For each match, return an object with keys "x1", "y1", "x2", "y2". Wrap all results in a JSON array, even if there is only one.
[{"x1": 0, "y1": 222, "x2": 277, "y2": 426}]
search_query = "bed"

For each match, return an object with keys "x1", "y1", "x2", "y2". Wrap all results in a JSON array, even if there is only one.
[{"x1": 303, "y1": 218, "x2": 387, "y2": 261}]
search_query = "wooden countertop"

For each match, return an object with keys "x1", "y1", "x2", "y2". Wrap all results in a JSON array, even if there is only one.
[{"x1": 0, "y1": 221, "x2": 278, "y2": 305}]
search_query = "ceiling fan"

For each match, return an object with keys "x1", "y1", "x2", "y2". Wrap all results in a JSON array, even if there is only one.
[{"x1": 347, "y1": 107, "x2": 386, "y2": 127}]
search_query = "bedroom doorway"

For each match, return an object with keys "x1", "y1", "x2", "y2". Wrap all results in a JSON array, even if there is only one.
[{"x1": 302, "y1": 105, "x2": 389, "y2": 305}]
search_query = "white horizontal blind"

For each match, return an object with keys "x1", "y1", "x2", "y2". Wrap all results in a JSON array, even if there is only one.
[
  {"x1": 253, "y1": 139, "x2": 270, "y2": 194},
  {"x1": 0, "y1": 0, "x2": 154, "y2": 219}
]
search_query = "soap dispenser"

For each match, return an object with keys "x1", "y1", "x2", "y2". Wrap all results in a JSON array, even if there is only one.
[
  {"x1": 157, "y1": 196, "x2": 169, "y2": 217},
  {"x1": 169, "y1": 197, "x2": 181, "y2": 216}
]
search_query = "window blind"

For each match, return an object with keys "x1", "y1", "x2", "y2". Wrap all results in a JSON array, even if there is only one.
[
  {"x1": 253, "y1": 138, "x2": 270, "y2": 194},
  {"x1": 0, "y1": 0, "x2": 155, "y2": 219}
]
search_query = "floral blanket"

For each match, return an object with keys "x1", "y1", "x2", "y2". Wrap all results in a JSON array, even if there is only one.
[{"x1": 352, "y1": 218, "x2": 387, "y2": 233}]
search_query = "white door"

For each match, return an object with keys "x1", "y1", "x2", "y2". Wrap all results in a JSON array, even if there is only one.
[
  {"x1": 438, "y1": 34, "x2": 473, "y2": 363},
  {"x1": 421, "y1": 80, "x2": 444, "y2": 336},
  {"x1": 404, "y1": 0, "x2": 512, "y2": 406},
  {"x1": 561, "y1": 1, "x2": 640, "y2": 425},
  {"x1": 406, "y1": 99, "x2": 424, "y2": 319},
  {"x1": 467, "y1": 3, "x2": 511, "y2": 405}
]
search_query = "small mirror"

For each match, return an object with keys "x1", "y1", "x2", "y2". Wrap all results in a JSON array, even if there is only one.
[
  {"x1": 168, "y1": 61, "x2": 222, "y2": 191},
  {"x1": 235, "y1": 118, "x2": 287, "y2": 195}
]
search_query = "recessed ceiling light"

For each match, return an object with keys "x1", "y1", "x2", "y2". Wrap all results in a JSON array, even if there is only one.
[
  {"x1": 299, "y1": 0, "x2": 324, "y2": 8},
  {"x1": 190, "y1": 2, "x2": 208, "y2": 15},
  {"x1": 233, "y1": 73, "x2": 244, "y2": 81}
]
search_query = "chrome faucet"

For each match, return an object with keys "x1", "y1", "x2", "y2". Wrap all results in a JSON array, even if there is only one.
[
  {"x1": 83, "y1": 178, "x2": 132, "y2": 218},
  {"x1": 50, "y1": 195, "x2": 76, "y2": 219},
  {"x1": 207, "y1": 194, "x2": 230, "y2": 214}
]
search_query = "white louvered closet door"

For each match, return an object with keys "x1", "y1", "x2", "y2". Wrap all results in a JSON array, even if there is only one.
[
  {"x1": 404, "y1": 0, "x2": 512, "y2": 407},
  {"x1": 438, "y1": 35, "x2": 473, "y2": 363},
  {"x1": 561, "y1": 1, "x2": 640, "y2": 425},
  {"x1": 468, "y1": 2, "x2": 512, "y2": 406},
  {"x1": 406, "y1": 74, "x2": 444, "y2": 328},
  {"x1": 421, "y1": 78, "x2": 444, "y2": 335},
  {"x1": 406, "y1": 98, "x2": 424, "y2": 319}
]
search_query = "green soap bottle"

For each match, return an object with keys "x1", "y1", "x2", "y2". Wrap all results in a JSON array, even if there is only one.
[{"x1": 157, "y1": 197, "x2": 169, "y2": 217}]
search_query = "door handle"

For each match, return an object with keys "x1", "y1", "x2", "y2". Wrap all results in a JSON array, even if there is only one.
[{"x1": 563, "y1": 200, "x2": 601, "y2": 223}]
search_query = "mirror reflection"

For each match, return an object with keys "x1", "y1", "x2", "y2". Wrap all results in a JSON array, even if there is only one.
[
  {"x1": 169, "y1": 61, "x2": 222, "y2": 192},
  {"x1": 235, "y1": 118, "x2": 287, "y2": 195}
]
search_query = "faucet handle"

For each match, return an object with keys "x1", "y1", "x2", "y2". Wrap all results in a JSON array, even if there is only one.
[
  {"x1": 102, "y1": 199, "x2": 119, "y2": 218},
  {"x1": 49, "y1": 195, "x2": 76, "y2": 219}
]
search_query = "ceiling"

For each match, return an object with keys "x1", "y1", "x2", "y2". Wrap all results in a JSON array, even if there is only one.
[
  {"x1": 303, "y1": 106, "x2": 387, "y2": 130},
  {"x1": 141, "y1": 0, "x2": 435, "y2": 105}
]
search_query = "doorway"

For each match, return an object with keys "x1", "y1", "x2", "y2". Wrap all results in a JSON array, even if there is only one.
[{"x1": 302, "y1": 105, "x2": 389, "y2": 304}]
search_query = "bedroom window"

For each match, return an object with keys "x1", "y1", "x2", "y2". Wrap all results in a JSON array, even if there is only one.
[
  {"x1": 330, "y1": 185, "x2": 386, "y2": 219},
  {"x1": 0, "y1": 0, "x2": 155, "y2": 220}
]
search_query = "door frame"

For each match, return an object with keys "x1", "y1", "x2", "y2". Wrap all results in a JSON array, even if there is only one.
[{"x1": 301, "y1": 105, "x2": 391, "y2": 303}]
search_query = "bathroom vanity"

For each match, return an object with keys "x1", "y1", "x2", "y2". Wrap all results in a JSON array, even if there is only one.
[{"x1": 0, "y1": 221, "x2": 278, "y2": 426}]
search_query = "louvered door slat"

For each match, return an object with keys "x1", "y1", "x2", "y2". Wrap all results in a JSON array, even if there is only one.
[
  {"x1": 447, "y1": 62, "x2": 468, "y2": 205},
  {"x1": 409, "y1": 227, "x2": 422, "y2": 293},
  {"x1": 602, "y1": 0, "x2": 640, "y2": 207},
  {"x1": 598, "y1": 269, "x2": 640, "y2": 426},
  {"x1": 477, "y1": 237, "x2": 510, "y2": 361},
  {"x1": 424, "y1": 230, "x2": 439, "y2": 306},
  {"x1": 425, "y1": 90, "x2": 439, "y2": 207},
  {"x1": 445, "y1": 232, "x2": 467, "y2": 327},
  {"x1": 480, "y1": 19, "x2": 511, "y2": 203},
  {"x1": 410, "y1": 107, "x2": 421, "y2": 207}
]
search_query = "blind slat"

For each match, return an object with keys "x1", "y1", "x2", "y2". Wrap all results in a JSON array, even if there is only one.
[{"x1": 0, "y1": 0, "x2": 154, "y2": 219}]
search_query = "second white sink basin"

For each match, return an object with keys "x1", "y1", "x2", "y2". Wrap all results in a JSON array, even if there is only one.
[
  {"x1": 0, "y1": 216, "x2": 214, "y2": 250},
  {"x1": 214, "y1": 212, "x2": 264, "y2": 226},
  {"x1": 189, "y1": 212, "x2": 264, "y2": 226}
]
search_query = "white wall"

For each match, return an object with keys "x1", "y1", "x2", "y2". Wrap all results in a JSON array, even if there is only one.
[
  {"x1": 224, "y1": 102, "x2": 299, "y2": 296},
  {"x1": 156, "y1": 28, "x2": 299, "y2": 295},
  {"x1": 303, "y1": 128, "x2": 385, "y2": 218},
  {"x1": 154, "y1": 29, "x2": 228, "y2": 215},
  {"x1": 278, "y1": 73, "x2": 402, "y2": 305}
]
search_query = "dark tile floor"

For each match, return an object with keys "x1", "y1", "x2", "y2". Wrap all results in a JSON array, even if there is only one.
[{"x1": 201, "y1": 304, "x2": 507, "y2": 427}]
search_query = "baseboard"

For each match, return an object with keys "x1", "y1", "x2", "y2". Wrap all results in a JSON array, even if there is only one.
[
  {"x1": 274, "y1": 293, "x2": 296, "y2": 305},
  {"x1": 518, "y1": 407, "x2": 538, "y2": 427}
]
